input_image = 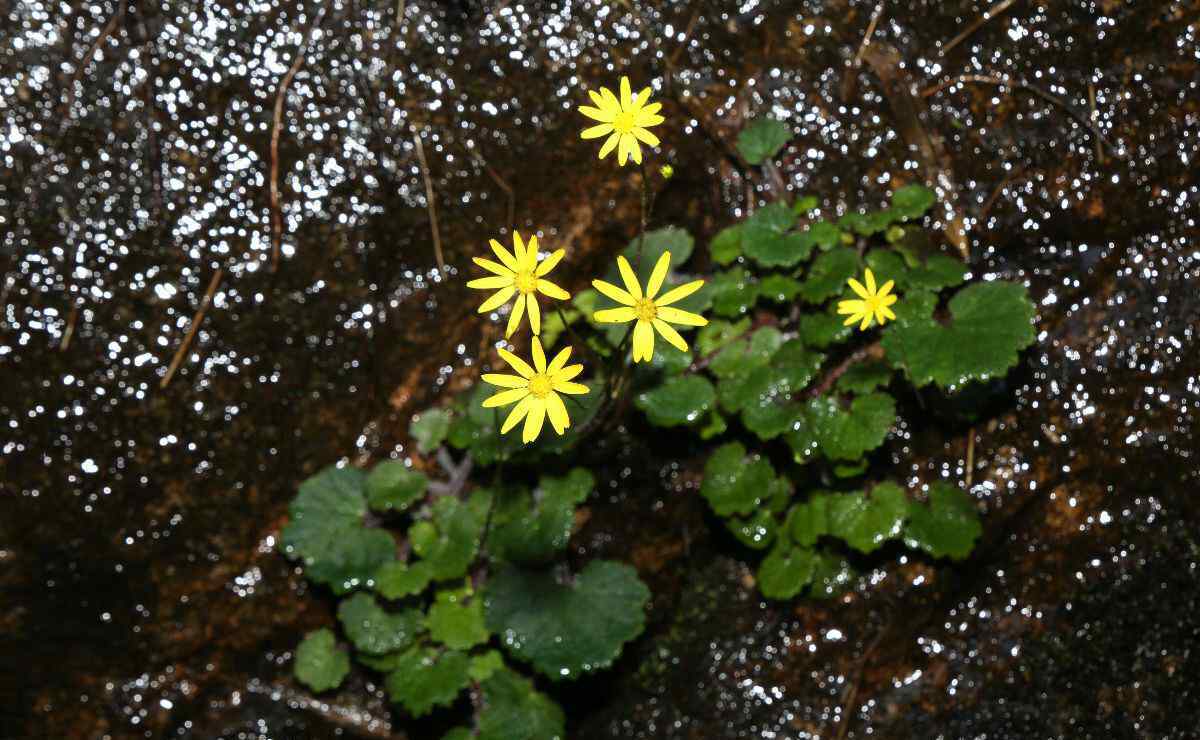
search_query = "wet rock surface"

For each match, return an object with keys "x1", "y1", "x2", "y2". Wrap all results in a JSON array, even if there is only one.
[{"x1": 2, "y1": 1, "x2": 1197, "y2": 738}]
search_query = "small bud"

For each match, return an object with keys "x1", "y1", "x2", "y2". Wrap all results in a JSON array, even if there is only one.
[{"x1": 659, "y1": 164, "x2": 674, "y2": 180}]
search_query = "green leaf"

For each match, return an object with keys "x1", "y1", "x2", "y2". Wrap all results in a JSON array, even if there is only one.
[
  {"x1": 726, "y1": 507, "x2": 778, "y2": 550},
  {"x1": 835, "y1": 361, "x2": 892, "y2": 394},
  {"x1": 787, "y1": 495, "x2": 830, "y2": 547},
  {"x1": 726, "y1": 341, "x2": 823, "y2": 440},
  {"x1": 294, "y1": 629, "x2": 350, "y2": 693},
  {"x1": 337, "y1": 592, "x2": 423, "y2": 655},
  {"x1": 635, "y1": 375, "x2": 716, "y2": 427},
  {"x1": 447, "y1": 384, "x2": 526, "y2": 464},
  {"x1": 793, "y1": 195, "x2": 819, "y2": 214},
  {"x1": 710, "y1": 326, "x2": 782, "y2": 379},
  {"x1": 428, "y1": 589, "x2": 490, "y2": 650},
  {"x1": 280, "y1": 466, "x2": 396, "y2": 594},
  {"x1": 736, "y1": 117, "x2": 791, "y2": 165},
  {"x1": 385, "y1": 647, "x2": 472, "y2": 717},
  {"x1": 798, "y1": 248, "x2": 859, "y2": 304},
  {"x1": 789, "y1": 392, "x2": 896, "y2": 462},
  {"x1": 476, "y1": 668, "x2": 566, "y2": 740},
  {"x1": 366, "y1": 461, "x2": 427, "y2": 514},
  {"x1": 881, "y1": 281, "x2": 1036, "y2": 388},
  {"x1": 757, "y1": 543, "x2": 817, "y2": 600},
  {"x1": 374, "y1": 560, "x2": 434, "y2": 599},
  {"x1": 809, "y1": 551, "x2": 856, "y2": 600},
  {"x1": 488, "y1": 469, "x2": 593, "y2": 565},
  {"x1": 865, "y1": 249, "x2": 967, "y2": 294},
  {"x1": 798, "y1": 309, "x2": 854, "y2": 349},
  {"x1": 699, "y1": 410, "x2": 727, "y2": 439},
  {"x1": 805, "y1": 220, "x2": 842, "y2": 251},
  {"x1": 696, "y1": 317, "x2": 750, "y2": 356},
  {"x1": 700, "y1": 442, "x2": 778, "y2": 517},
  {"x1": 707, "y1": 267, "x2": 758, "y2": 317},
  {"x1": 611, "y1": 227, "x2": 694, "y2": 287},
  {"x1": 838, "y1": 209, "x2": 898, "y2": 236},
  {"x1": 412, "y1": 490, "x2": 492, "y2": 581},
  {"x1": 758, "y1": 274, "x2": 804, "y2": 303},
  {"x1": 484, "y1": 560, "x2": 650, "y2": 680},
  {"x1": 645, "y1": 343, "x2": 692, "y2": 375},
  {"x1": 710, "y1": 224, "x2": 743, "y2": 266},
  {"x1": 891, "y1": 184, "x2": 937, "y2": 220},
  {"x1": 827, "y1": 483, "x2": 909, "y2": 554},
  {"x1": 410, "y1": 409, "x2": 451, "y2": 454},
  {"x1": 834, "y1": 460, "x2": 869, "y2": 478},
  {"x1": 904, "y1": 483, "x2": 982, "y2": 560},
  {"x1": 742, "y1": 202, "x2": 812, "y2": 268},
  {"x1": 468, "y1": 650, "x2": 505, "y2": 681}
]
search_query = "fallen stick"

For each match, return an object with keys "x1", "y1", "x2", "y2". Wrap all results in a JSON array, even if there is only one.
[
  {"x1": 413, "y1": 128, "x2": 446, "y2": 273},
  {"x1": 160, "y1": 267, "x2": 223, "y2": 389},
  {"x1": 941, "y1": 0, "x2": 1018, "y2": 56}
]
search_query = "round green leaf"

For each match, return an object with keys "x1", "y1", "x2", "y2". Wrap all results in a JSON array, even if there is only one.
[
  {"x1": 385, "y1": 647, "x2": 472, "y2": 717},
  {"x1": 710, "y1": 224, "x2": 743, "y2": 265},
  {"x1": 787, "y1": 495, "x2": 830, "y2": 547},
  {"x1": 412, "y1": 491, "x2": 491, "y2": 581},
  {"x1": 489, "y1": 470, "x2": 593, "y2": 565},
  {"x1": 891, "y1": 184, "x2": 937, "y2": 220},
  {"x1": 826, "y1": 483, "x2": 910, "y2": 554},
  {"x1": 757, "y1": 543, "x2": 817, "y2": 600},
  {"x1": 476, "y1": 667, "x2": 566, "y2": 740},
  {"x1": 428, "y1": 589, "x2": 489, "y2": 650},
  {"x1": 835, "y1": 361, "x2": 893, "y2": 394},
  {"x1": 790, "y1": 392, "x2": 896, "y2": 462},
  {"x1": 410, "y1": 408, "x2": 451, "y2": 454},
  {"x1": 805, "y1": 220, "x2": 842, "y2": 251},
  {"x1": 484, "y1": 560, "x2": 650, "y2": 681},
  {"x1": 798, "y1": 248, "x2": 859, "y2": 304},
  {"x1": 736, "y1": 117, "x2": 791, "y2": 165},
  {"x1": 366, "y1": 461, "x2": 427, "y2": 513},
  {"x1": 903, "y1": 483, "x2": 982, "y2": 560},
  {"x1": 293, "y1": 629, "x2": 350, "y2": 693},
  {"x1": 374, "y1": 560, "x2": 434, "y2": 599},
  {"x1": 758, "y1": 274, "x2": 804, "y2": 303},
  {"x1": 707, "y1": 267, "x2": 759, "y2": 317},
  {"x1": 700, "y1": 442, "x2": 778, "y2": 517},
  {"x1": 337, "y1": 592, "x2": 423, "y2": 655},
  {"x1": 742, "y1": 202, "x2": 811, "y2": 268},
  {"x1": 635, "y1": 375, "x2": 716, "y2": 427},
  {"x1": 810, "y1": 551, "x2": 856, "y2": 600}
]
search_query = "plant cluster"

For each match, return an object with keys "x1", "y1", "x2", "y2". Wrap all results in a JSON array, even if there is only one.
[{"x1": 279, "y1": 82, "x2": 1037, "y2": 737}]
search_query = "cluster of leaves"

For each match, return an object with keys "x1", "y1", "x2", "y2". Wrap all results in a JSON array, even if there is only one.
[{"x1": 282, "y1": 459, "x2": 649, "y2": 738}]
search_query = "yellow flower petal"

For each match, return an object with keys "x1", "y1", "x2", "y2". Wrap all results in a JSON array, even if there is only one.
[
  {"x1": 545, "y1": 392, "x2": 570, "y2": 434},
  {"x1": 878, "y1": 279, "x2": 895, "y2": 297},
  {"x1": 843, "y1": 312, "x2": 863, "y2": 327},
  {"x1": 598, "y1": 131, "x2": 620, "y2": 159},
  {"x1": 528, "y1": 294, "x2": 542, "y2": 334},
  {"x1": 655, "y1": 279, "x2": 705, "y2": 306},
  {"x1": 547, "y1": 345, "x2": 572, "y2": 374},
  {"x1": 524, "y1": 235, "x2": 540, "y2": 270},
  {"x1": 882, "y1": 293, "x2": 898, "y2": 307},
  {"x1": 490, "y1": 239, "x2": 520, "y2": 272},
  {"x1": 600, "y1": 86, "x2": 620, "y2": 110},
  {"x1": 632, "y1": 319, "x2": 655, "y2": 362},
  {"x1": 635, "y1": 112, "x2": 665, "y2": 127},
  {"x1": 639, "y1": 101, "x2": 663, "y2": 116},
  {"x1": 594, "y1": 306, "x2": 637, "y2": 323},
  {"x1": 482, "y1": 387, "x2": 529, "y2": 408},
  {"x1": 655, "y1": 306, "x2": 707, "y2": 327},
  {"x1": 621, "y1": 133, "x2": 642, "y2": 165},
  {"x1": 632, "y1": 127, "x2": 660, "y2": 147},
  {"x1": 619, "y1": 76, "x2": 632, "y2": 109},
  {"x1": 837, "y1": 299, "x2": 865, "y2": 315},
  {"x1": 498, "y1": 346, "x2": 535, "y2": 378},
  {"x1": 616, "y1": 255, "x2": 643, "y2": 299},
  {"x1": 873, "y1": 306, "x2": 888, "y2": 326},
  {"x1": 881, "y1": 305, "x2": 897, "y2": 321},
  {"x1": 634, "y1": 86, "x2": 653, "y2": 107},
  {"x1": 859, "y1": 313, "x2": 873, "y2": 331},
  {"x1": 522, "y1": 399, "x2": 546, "y2": 443},
  {"x1": 587, "y1": 89, "x2": 605, "y2": 108},
  {"x1": 592, "y1": 278, "x2": 636, "y2": 306},
  {"x1": 553, "y1": 379, "x2": 589, "y2": 395},
  {"x1": 652, "y1": 318, "x2": 690, "y2": 353},
  {"x1": 536, "y1": 279, "x2": 570, "y2": 300},
  {"x1": 581, "y1": 122, "x2": 613, "y2": 139},
  {"x1": 848, "y1": 278, "x2": 870, "y2": 300},
  {"x1": 864, "y1": 268, "x2": 877, "y2": 294},
  {"x1": 579, "y1": 106, "x2": 613, "y2": 123},
  {"x1": 501, "y1": 394, "x2": 536, "y2": 434},
  {"x1": 645, "y1": 250, "x2": 671, "y2": 298},
  {"x1": 554, "y1": 364, "x2": 583, "y2": 383},
  {"x1": 535, "y1": 248, "x2": 565, "y2": 277},
  {"x1": 478, "y1": 286, "x2": 515, "y2": 313},
  {"x1": 467, "y1": 275, "x2": 512, "y2": 290},
  {"x1": 482, "y1": 372, "x2": 527, "y2": 389},
  {"x1": 511, "y1": 232, "x2": 526, "y2": 266},
  {"x1": 531, "y1": 336, "x2": 547, "y2": 373},
  {"x1": 506, "y1": 294, "x2": 526, "y2": 337},
  {"x1": 473, "y1": 256, "x2": 513, "y2": 276}
]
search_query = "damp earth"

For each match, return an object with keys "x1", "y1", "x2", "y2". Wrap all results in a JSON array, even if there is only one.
[{"x1": 2, "y1": 1, "x2": 1198, "y2": 738}]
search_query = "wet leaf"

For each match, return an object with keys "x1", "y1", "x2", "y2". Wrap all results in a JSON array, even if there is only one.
[
  {"x1": 826, "y1": 483, "x2": 909, "y2": 554},
  {"x1": 699, "y1": 410, "x2": 727, "y2": 439},
  {"x1": 709, "y1": 326, "x2": 782, "y2": 379},
  {"x1": 412, "y1": 490, "x2": 492, "y2": 581},
  {"x1": 700, "y1": 442, "x2": 778, "y2": 517},
  {"x1": 891, "y1": 184, "x2": 937, "y2": 220},
  {"x1": 788, "y1": 392, "x2": 896, "y2": 462},
  {"x1": 374, "y1": 560, "x2": 434, "y2": 599},
  {"x1": 710, "y1": 224, "x2": 743, "y2": 265},
  {"x1": 835, "y1": 361, "x2": 893, "y2": 394},
  {"x1": 636, "y1": 375, "x2": 716, "y2": 427},
  {"x1": 609, "y1": 227, "x2": 694, "y2": 287},
  {"x1": 696, "y1": 317, "x2": 750, "y2": 356},
  {"x1": 468, "y1": 649, "x2": 505, "y2": 681},
  {"x1": 757, "y1": 543, "x2": 817, "y2": 600},
  {"x1": 476, "y1": 667, "x2": 566, "y2": 740},
  {"x1": 337, "y1": 592, "x2": 423, "y2": 655},
  {"x1": 489, "y1": 469, "x2": 593, "y2": 565},
  {"x1": 427, "y1": 589, "x2": 489, "y2": 650},
  {"x1": 798, "y1": 309, "x2": 854, "y2": 349},
  {"x1": 881, "y1": 281, "x2": 1037, "y2": 388},
  {"x1": 793, "y1": 194, "x2": 819, "y2": 214},
  {"x1": 865, "y1": 249, "x2": 966, "y2": 294},
  {"x1": 742, "y1": 202, "x2": 812, "y2": 268},
  {"x1": 809, "y1": 551, "x2": 856, "y2": 599},
  {"x1": 365, "y1": 461, "x2": 427, "y2": 514},
  {"x1": 804, "y1": 220, "x2": 842, "y2": 251},
  {"x1": 838, "y1": 209, "x2": 898, "y2": 236},
  {"x1": 293, "y1": 629, "x2": 350, "y2": 693},
  {"x1": 484, "y1": 560, "x2": 650, "y2": 681},
  {"x1": 787, "y1": 495, "x2": 830, "y2": 547},
  {"x1": 904, "y1": 483, "x2": 982, "y2": 560},
  {"x1": 798, "y1": 248, "x2": 859, "y2": 304},
  {"x1": 447, "y1": 384, "x2": 526, "y2": 464},
  {"x1": 707, "y1": 266, "x2": 759, "y2": 317},
  {"x1": 385, "y1": 647, "x2": 472, "y2": 717},
  {"x1": 736, "y1": 117, "x2": 791, "y2": 165},
  {"x1": 280, "y1": 466, "x2": 396, "y2": 594},
  {"x1": 726, "y1": 507, "x2": 778, "y2": 550},
  {"x1": 723, "y1": 340, "x2": 823, "y2": 440},
  {"x1": 410, "y1": 409, "x2": 451, "y2": 454},
  {"x1": 758, "y1": 273, "x2": 804, "y2": 303}
]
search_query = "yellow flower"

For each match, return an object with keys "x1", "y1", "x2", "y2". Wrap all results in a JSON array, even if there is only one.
[
  {"x1": 591, "y1": 251, "x2": 707, "y2": 362},
  {"x1": 481, "y1": 338, "x2": 590, "y2": 443},
  {"x1": 579, "y1": 77, "x2": 665, "y2": 166},
  {"x1": 468, "y1": 231, "x2": 571, "y2": 337},
  {"x1": 660, "y1": 164, "x2": 674, "y2": 179},
  {"x1": 837, "y1": 268, "x2": 898, "y2": 330}
]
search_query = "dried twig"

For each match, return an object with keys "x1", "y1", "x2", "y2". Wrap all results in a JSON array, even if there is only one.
[
  {"x1": 270, "y1": 7, "x2": 326, "y2": 273},
  {"x1": 412, "y1": 128, "x2": 446, "y2": 273},
  {"x1": 59, "y1": 304, "x2": 80, "y2": 352},
  {"x1": 852, "y1": 1, "x2": 886, "y2": 69},
  {"x1": 808, "y1": 341, "x2": 884, "y2": 398},
  {"x1": 941, "y1": 0, "x2": 1018, "y2": 56},
  {"x1": 160, "y1": 268, "x2": 223, "y2": 390},
  {"x1": 64, "y1": 1, "x2": 126, "y2": 116},
  {"x1": 965, "y1": 426, "x2": 976, "y2": 487}
]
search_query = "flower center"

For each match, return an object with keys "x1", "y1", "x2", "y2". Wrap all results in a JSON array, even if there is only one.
[
  {"x1": 612, "y1": 110, "x2": 637, "y2": 134},
  {"x1": 514, "y1": 270, "x2": 537, "y2": 294},
  {"x1": 634, "y1": 297, "x2": 657, "y2": 322},
  {"x1": 528, "y1": 374, "x2": 553, "y2": 398}
]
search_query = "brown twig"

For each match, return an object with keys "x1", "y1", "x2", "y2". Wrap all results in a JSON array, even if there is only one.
[
  {"x1": 59, "y1": 304, "x2": 80, "y2": 352},
  {"x1": 160, "y1": 268, "x2": 223, "y2": 390},
  {"x1": 979, "y1": 164, "x2": 1027, "y2": 221},
  {"x1": 64, "y1": 1, "x2": 126, "y2": 117},
  {"x1": 808, "y1": 341, "x2": 884, "y2": 398},
  {"x1": 1088, "y1": 81, "x2": 1105, "y2": 163},
  {"x1": 464, "y1": 145, "x2": 515, "y2": 229},
  {"x1": 270, "y1": 7, "x2": 326, "y2": 273},
  {"x1": 835, "y1": 619, "x2": 892, "y2": 740},
  {"x1": 941, "y1": 0, "x2": 1018, "y2": 56},
  {"x1": 852, "y1": 2, "x2": 886, "y2": 69},
  {"x1": 965, "y1": 426, "x2": 976, "y2": 487},
  {"x1": 412, "y1": 128, "x2": 446, "y2": 273}
]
